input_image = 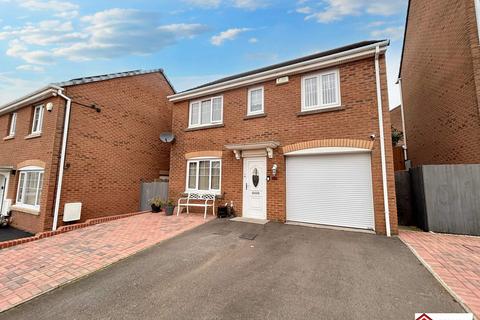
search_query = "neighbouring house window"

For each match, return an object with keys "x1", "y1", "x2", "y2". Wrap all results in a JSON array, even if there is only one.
[
  {"x1": 8, "y1": 113, "x2": 17, "y2": 136},
  {"x1": 301, "y1": 69, "x2": 341, "y2": 111},
  {"x1": 189, "y1": 96, "x2": 223, "y2": 128},
  {"x1": 16, "y1": 168, "x2": 44, "y2": 210},
  {"x1": 186, "y1": 159, "x2": 221, "y2": 193},
  {"x1": 31, "y1": 105, "x2": 44, "y2": 134},
  {"x1": 248, "y1": 87, "x2": 264, "y2": 115}
]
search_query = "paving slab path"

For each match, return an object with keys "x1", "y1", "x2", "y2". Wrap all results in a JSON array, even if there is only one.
[
  {"x1": 400, "y1": 230, "x2": 480, "y2": 317},
  {"x1": 0, "y1": 212, "x2": 211, "y2": 312}
]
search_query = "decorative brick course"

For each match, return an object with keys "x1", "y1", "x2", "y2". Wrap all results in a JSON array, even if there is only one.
[
  {"x1": 185, "y1": 150, "x2": 223, "y2": 159},
  {"x1": 282, "y1": 138, "x2": 374, "y2": 153}
]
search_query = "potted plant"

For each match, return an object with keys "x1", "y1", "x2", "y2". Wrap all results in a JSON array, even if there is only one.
[
  {"x1": 164, "y1": 199, "x2": 175, "y2": 216},
  {"x1": 149, "y1": 197, "x2": 163, "y2": 213}
]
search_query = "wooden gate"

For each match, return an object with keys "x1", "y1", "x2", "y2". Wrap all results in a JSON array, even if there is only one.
[{"x1": 393, "y1": 146, "x2": 405, "y2": 171}]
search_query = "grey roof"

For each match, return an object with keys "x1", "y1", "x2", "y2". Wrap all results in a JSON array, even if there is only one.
[
  {"x1": 54, "y1": 68, "x2": 168, "y2": 87},
  {"x1": 181, "y1": 40, "x2": 387, "y2": 93}
]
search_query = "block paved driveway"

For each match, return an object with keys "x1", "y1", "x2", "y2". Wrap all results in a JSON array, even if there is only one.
[
  {"x1": 400, "y1": 230, "x2": 480, "y2": 317},
  {"x1": 1, "y1": 220, "x2": 465, "y2": 320},
  {"x1": 0, "y1": 212, "x2": 211, "y2": 312}
]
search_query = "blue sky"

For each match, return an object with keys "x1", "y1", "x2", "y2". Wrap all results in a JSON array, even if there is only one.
[{"x1": 0, "y1": 0, "x2": 408, "y2": 108}]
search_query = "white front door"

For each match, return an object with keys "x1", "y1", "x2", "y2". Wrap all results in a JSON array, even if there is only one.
[
  {"x1": 242, "y1": 157, "x2": 267, "y2": 219},
  {"x1": 0, "y1": 174, "x2": 6, "y2": 215}
]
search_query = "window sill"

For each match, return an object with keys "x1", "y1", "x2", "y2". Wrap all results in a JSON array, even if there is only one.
[
  {"x1": 25, "y1": 133, "x2": 42, "y2": 140},
  {"x1": 11, "y1": 205, "x2": 40, "y2": 215},
  {"x1": 244, "y1": 113, "x2": 267, "y2": 120},
  {"x1": 297, "y1": 106, "x2": 345, "y2": 116},
  {"x1": 3, "y1": 135, "x2": 15, "y2": 141},
  {"x1": 184, "y1": 124, "x2": 224, "y2": 132}
]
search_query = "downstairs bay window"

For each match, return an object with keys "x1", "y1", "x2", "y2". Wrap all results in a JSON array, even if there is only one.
[
  {"x1": 186, "y1": 159, "x2": 221, "y2": 194},
  {"x1": 16, "y1": 167, "x2": 44, "y2": 210}
]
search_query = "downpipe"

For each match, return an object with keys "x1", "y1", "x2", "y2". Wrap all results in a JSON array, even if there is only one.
[
  {"x1": 374, "y1": 46, "x2": 391, "y2": 237},
  {"x1": 52, "y1": 89, "x2": 72, "y2": 231}
]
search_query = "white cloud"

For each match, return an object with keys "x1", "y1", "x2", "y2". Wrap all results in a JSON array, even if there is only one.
[
  {"x1": 182, "y1": 0, "x2": 267, "y2": 10},
  {"x1": 370, "y1": 26, "x2": 404, "y2": 41},
  {"x1": 16, "y1": 64, "x2": 45, "y2": 72},
  {"x1": 232, "y1": 0, "x2": 268, "y2": 10},
  {"x1": 298, "y1": 0, "x2": 406, "y2": 23},
  {"x1": 248, "y1": 37, "x2": 258, "y2": 43},
  {"x1": 296, "y1": 6, "x2": 312, "y2": 14},
  {"x1": 182, "y1": 0, "x2": 221, "y2": 8},
  {"x1": 17, "y1": 0, "x2": 79, "y2": 18},
  {"x1": 211, "y1": 27, "x2": 250, "y2": 46},
  {"x1": 1, "y1": 8, "x2": 208, "y2": 64}
]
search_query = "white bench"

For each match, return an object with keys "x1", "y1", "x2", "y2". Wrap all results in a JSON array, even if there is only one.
[{"x1": 177, "y1": 193, "x2": 216, "y2": 219}]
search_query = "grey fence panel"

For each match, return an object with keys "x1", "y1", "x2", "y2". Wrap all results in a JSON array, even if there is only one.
[
  {"x1": 422, "y1": 165, "x2": 480, "y2": 236},
  {"x1": 140, "y1": 181, "x2": 169, "y2": 211}
]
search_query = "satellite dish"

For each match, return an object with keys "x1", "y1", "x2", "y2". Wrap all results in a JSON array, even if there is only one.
[{"x1": 160, "y1": 132, "x2": 175, "y2": 143}]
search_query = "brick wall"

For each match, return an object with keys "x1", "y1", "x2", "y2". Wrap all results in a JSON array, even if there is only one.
[
  {"x1": 50, "y1": 72, "x2": 173, "y2": 228},
  {"x1": 169, "y1": 56, "x2": 397, "y2": 235},
  {"x1": 401, "y1": 0, "x2": 480, "y2": 165},
  {"x1": 0, "y1": 96, "x2": 64, "y2": 233}
]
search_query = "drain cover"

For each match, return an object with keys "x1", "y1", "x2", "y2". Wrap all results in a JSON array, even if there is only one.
[{"x1": 239, "y1": 233, "x2": 257, "y2": 240}]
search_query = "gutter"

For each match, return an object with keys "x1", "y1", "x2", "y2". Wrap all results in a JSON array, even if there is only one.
[
  {"x1": 51, "y1": 89, "x2": 72, "y2": 231},
  {"x1": 169, "y1": 40, "x2": 390, "y2": 102},
  {"x1": 374, "y1": 46, "x2": 391, "y2": 237},
  {"x1": 396, "y1": 78, "x2": 408, "y2": 161}
]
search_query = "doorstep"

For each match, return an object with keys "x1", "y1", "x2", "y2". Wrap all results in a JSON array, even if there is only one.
[{"x1": 230, "y1": 217, "x2": 269, "y2": 225}]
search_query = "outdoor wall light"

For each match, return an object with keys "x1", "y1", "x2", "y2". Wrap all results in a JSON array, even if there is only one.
[
  {"x1": 272, "y1": 164, "x2": 278, "y2": 177},
  {"x1": 46, "y1": 102, "x2": 54, "y2": 112}
]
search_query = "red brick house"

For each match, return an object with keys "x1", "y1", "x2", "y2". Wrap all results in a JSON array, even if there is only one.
[
  {"x1": 399, "y1": 0, "x2": 480, "y2": 165},
  {"x1": 0, "y1": 70, "x2": 173, "y2": 234},
  {"x1": 168, "y1": 40, "x2": 398, "y2": 235}
]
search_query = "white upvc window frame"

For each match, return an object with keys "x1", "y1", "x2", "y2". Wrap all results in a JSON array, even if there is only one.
[
  {"x1": 188, "y1": 96, "x2": 223, "y2": 128},
  {"x1": 475, "y1": 0, "x2": 480, "y2": 42},
  {"x1": 8, "y1": 112, "x2": 17, "y2": 137},
  {"x1": 301, "y1": 68, "x2": 341, "y2": 112},
  {"x1": 247, "y1": 86, "x2": 264, "y2": 115},
  {"x1": 31, "y1": 104, "x2": 44, "y2": 134},
  {"x1": 185, "y1": 158, "x2": 222, "y2": 194},
  {"x1": 15, "y1": 166, "x2": 44, "y2": 211}
]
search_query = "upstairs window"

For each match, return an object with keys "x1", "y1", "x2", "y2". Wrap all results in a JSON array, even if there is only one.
[
  {"x1": 189, "y1": 96, "x2": 223, "y2": 128},
  {"x1": 248, "y1": 87, "x2": 264, "y2": 115},
  {"x1": 301, "y1": 69, "x2": 341, "y2": 111},
  {"x1": 16, "y1": 167, "x2": 44, "y2": 210},
  {"x1": 186, "y1": 159, "x2": 221, "y2": 194},
  {"x1": 8, "y1": 112, "x2": 17, "y2": 137},
  {"x1": 31, "y1": 105, "x2": 44, "y2": 134}
]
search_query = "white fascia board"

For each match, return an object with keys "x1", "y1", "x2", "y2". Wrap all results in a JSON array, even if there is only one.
[
  {"x1": 0, "y1": 85, "x2": 64, "y2": 116},
  {"x1": 168, "y1": 41, "x2": 389, "y2": 102}
]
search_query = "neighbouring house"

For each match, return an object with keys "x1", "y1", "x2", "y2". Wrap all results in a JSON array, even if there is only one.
[
  {"x1": 168, "y1": 40, "x2": 398, "y2": 235},
  {"x1": 0, "y1": 70, "x2": 174, "y2": 234},
  {"x1": 399, "y1": 0, "x2": 480, "y2": 166},
  {"x1": 390, "y1": 105, "x2": 404, "y2": 146}
]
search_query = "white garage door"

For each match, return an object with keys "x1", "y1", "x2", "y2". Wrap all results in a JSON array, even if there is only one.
[{"x1": 286, "y1": 152, "x2": 375, "y2": 230}]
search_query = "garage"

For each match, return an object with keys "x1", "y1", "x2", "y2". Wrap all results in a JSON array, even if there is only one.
[{"x1": 286, "y1": 150, "x2": 375, "y2": 230}]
